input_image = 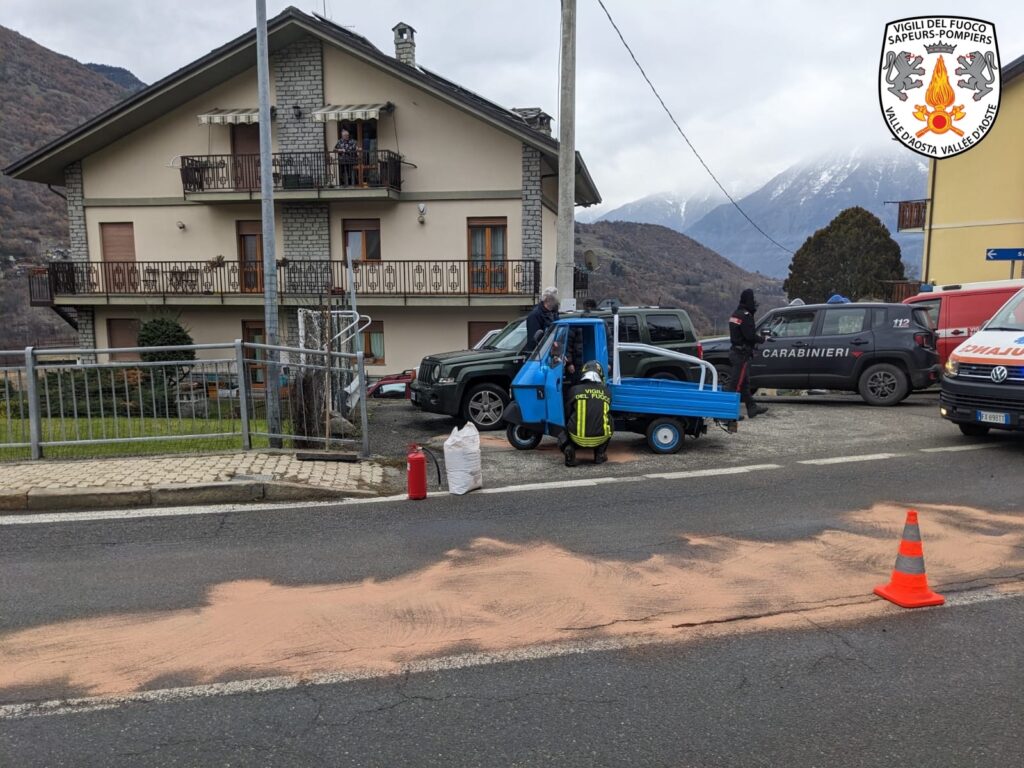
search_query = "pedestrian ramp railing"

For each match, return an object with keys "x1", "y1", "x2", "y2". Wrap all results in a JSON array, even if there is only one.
[{"x1": 0, "y1": 341, "x2": 368, "y2": 461}]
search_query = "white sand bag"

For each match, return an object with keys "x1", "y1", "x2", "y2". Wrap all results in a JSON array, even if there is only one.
[{"x1": 443, "y1": 422, "x2": 483, "y2": 495}]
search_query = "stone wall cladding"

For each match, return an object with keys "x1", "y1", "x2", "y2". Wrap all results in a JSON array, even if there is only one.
[
  {"x1": 76, "y1": 307, "x2": 96, "y2": 361},
  {"x1": 521, "y1": 145, "x2": 543, "y2": 261},
  {"x1": 272, "y1": 37, "x2": 325, "y2": 152},
  {"x1": 283, "y1": 203, "x2": 330, "y2": 260},
  {"x1": 65, "y1": 162, "x2": 87, "y2": 262}
]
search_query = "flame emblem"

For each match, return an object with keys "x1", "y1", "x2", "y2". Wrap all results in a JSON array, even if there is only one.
[{"x1": 913, "y1": 56, "x2": 966, "y2": 137}]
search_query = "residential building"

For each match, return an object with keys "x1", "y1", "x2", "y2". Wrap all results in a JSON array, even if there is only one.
[
  {"x1": 894, "y1": 53, "x2": 1024, "y2": 286},
  {"x1": 6, "y1": 7, "x2": 600, "y2": 372}
]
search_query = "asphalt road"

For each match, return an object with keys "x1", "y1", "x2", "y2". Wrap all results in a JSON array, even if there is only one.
[{"x1": 2, "y1": 398, "x2": 1023, "y2": 766}]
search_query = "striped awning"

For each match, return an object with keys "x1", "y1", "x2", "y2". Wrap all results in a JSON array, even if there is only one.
[
  {"x1": 197, "y1": 108, "x2": 260, "y2": 125},
  {"x1": 312, "y1": 103, "x2": 391, "y2": 122}
]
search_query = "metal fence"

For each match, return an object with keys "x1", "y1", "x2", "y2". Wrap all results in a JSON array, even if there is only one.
[{"x1": 0, "y1": 341, "x2": 368, "y2": 461}]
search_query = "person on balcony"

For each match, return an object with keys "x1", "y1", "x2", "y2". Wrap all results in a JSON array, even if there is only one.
[{"x1": 334, "y1": 129, "x2": 359, "y2": 186}]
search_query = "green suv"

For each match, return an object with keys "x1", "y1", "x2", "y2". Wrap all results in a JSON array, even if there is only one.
[{"x1": 411, "y1": 308, "x2": 702, "y2": 429}]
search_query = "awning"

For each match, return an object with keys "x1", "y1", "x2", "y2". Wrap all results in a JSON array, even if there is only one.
[
  {"x1": 312, "y1": 103, "x2": 392, "y2": 122},
  {"x1": 197, "y1": 108, "x2": 259, "y2": 125}
]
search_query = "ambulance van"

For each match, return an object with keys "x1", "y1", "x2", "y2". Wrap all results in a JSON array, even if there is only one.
[{"x1": 940, "y1": 287, "x2": 1024, "y2": 436}]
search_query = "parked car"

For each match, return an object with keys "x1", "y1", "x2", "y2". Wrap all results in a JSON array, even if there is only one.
[
  {"x1": 701, "y1": 302, "x2": 939, "y2": 406},
  {"x1": 472, "y1": 328, "x2": 502, "y2": 350},
  {"x1": 940, "y1": 287, "x2": 1024, "y2": 436},
  {"x1": 904, "y1": 279, "x2": 1024, "y2": 364},
  {"x1": 411, "y1": 307, "x2": 702, "y2": 429},
  {"x1": 367, "y1": 369, "x2": 415, "y2": 399}
]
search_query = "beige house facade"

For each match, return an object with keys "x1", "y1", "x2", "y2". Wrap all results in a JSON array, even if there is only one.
[{"x1": 7, "y1": 7, "x2": 599, "y2": 372}]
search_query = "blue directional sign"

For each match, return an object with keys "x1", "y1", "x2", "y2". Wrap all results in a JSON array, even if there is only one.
[{"x1": 986, "y1": 248, "x2": 1024, "y2": 261}]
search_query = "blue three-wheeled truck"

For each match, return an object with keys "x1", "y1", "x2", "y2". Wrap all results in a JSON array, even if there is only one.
[{"x1": 503, "y1": 310, "x2": 742, "y2": 454}]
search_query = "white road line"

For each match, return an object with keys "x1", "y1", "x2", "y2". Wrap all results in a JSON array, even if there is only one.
[
  {"x1": 3, "y1": 585, "x2": 1019, "y2": 721},
  {"x1": 920, "y1": 443, "x2": 1001, "y2": 453},
  {"x1": 643, "y1": 463, "x2": 782, "y2": 480},
  {"x1": 798, "y1": 453, "x2": 902, "y2": 466}
]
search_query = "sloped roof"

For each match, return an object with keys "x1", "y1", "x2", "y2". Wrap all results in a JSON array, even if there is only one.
[{"x1": 3, "y1": 6, "x2": 600, "y2": 205}]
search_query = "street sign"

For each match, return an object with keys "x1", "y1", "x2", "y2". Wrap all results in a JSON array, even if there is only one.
[{"x1": 985, "y1": 248, "x2": 1024, "y2": 261}]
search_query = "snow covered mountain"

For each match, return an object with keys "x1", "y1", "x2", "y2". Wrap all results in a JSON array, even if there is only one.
[{"x1": 592, "y1": 147, "x2": 928, "y2": 278}]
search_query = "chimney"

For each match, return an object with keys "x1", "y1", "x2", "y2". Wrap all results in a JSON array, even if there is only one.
[
  {"x1": 392, "y1": 23, "x2": 416, "y2": 67},
  {"x1": 512, "y1": 108, "x2": 553, "y2": 136}
]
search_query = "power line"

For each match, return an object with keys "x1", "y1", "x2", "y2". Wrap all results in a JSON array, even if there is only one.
[{"x1": 594, "y1": 0, "x2": 793, "y2": 255}]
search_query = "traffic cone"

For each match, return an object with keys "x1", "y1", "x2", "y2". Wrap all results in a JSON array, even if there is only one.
[{"x1": 874, "y1": 510, "x2": 945, "y2": 608}]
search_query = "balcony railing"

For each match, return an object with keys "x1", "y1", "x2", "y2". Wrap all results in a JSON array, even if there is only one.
[
  {"x1": 179, "y1": 150, "x2": 403, "y2": 194},
  {"x1": 29, "y1": 259, "x2": 541, "y2": 305},
  {"x1": 897, "y1": 199, "x2": 928, "y2": 231}
]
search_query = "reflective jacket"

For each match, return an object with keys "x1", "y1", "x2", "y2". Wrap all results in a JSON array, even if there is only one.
[{"x1": 566, "y1": 382, "x2": 613, "y2": 447}]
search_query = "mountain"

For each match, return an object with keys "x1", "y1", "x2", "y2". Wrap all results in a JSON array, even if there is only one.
[
  {"x1": 575, "y1": 221, "x2": 786, "y2": 335},
  {"x1": 85, "y1": 63, "x2": 146, "y2": 92},
  {"x1": 0, "y1": 24, "x2": 141, "y2": 347},
  {"x1": 593, "y1": 189, "x2": 724, "y2": 232}
]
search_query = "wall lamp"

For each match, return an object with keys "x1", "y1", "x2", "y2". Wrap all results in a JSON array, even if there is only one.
[
  {"x1": 175, "y1": 220, "x2": 187, "y2": 230},
  {"x1": 417, "y1": 203, "x2": 427, "y2": 224},
  {"x1": 292, "y1": 104, "x2": 302, "y2": 119}
]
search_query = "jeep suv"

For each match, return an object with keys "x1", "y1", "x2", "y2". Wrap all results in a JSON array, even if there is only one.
[
  {"x1": 412, "y1": 308, "x2": 701, "y2": 429},
  {"x1": 701, "y1": 302, "x2": 939, "y2": 405}
]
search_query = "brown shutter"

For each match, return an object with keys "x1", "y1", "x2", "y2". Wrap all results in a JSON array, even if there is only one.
[
  {"x1": 107, "y1": 318, "x2": 141, "y2": 361},
  {"x1": 100, "y1": 223, "x2": 136, "y2": 262}
]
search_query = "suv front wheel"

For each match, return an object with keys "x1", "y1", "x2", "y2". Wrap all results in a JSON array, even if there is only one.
[
  {"x1": 462, "y1": 383, "x2": 509, "y2": 430},
  {"x1": 858, "y1": 363, "x2": 908, "y2": 406}
]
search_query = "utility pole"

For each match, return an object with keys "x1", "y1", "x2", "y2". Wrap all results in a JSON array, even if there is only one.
[
  {"x1": 256, "y1": 0, "x2": 282, "y2": 444},
  {"x1": 555, "y1": 0, "x2": 577, "y2": 307}
]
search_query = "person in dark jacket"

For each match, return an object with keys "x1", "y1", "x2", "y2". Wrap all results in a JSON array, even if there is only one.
[
  {"x1": 523, "y1": 287, "x2": 559, "y2": 354},
  {"x1": 559, "y1": 360, "x2": 613, "y2": 466},
  {"x1": 728, "y1": 288, "x2": 769, "y2": 419}
]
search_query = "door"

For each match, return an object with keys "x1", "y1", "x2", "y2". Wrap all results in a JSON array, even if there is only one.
[
  {"x1": 107, "y1": 318, "x2": 141, "y2": 361},
  {"x1": 242, "y1": 320, "x2": 266, "y2": 388},
  {"x1": 541, "y1": 325, "x2": 569, "y2": 428},
  {"x1": 751, "y1": 309, "x2": 818, "y2": 388},
  {"x1": 807, "y1": 306, "x2": 873, "y2": 386},
  {"x1": 468, "y1": 218, "x2": 507, "y2": 294},
  {"x1": 909, "y1": 297, "x2": 950, "y2": 360},
  {"x1": 231, "y1": 123, "x2": 260, "y2": 190},
  {"x1": 100, "y1": 222, "x2": 138, "y2": 293},
  {"x1": 606, "y1": 315, "x2": 643, "y2": 377},
  {"x1": 237, "y1": 221, "x2": 264, "y2": 293}
]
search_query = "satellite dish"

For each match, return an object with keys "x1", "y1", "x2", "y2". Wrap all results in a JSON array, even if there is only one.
[{"x1": 583, "y1": 249, "x2": 598, "y2": 272}]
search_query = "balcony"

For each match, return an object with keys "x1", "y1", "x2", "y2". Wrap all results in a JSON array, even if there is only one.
[
  {"x1": 179, "y1": 150, "x2": 403, "y2": 199},
  {"x1": 29, "y1": 259, "x2": 541, "y2": 306},
  {"x1": 896, "y1": 199, "x2": 928, "y2": 232}
]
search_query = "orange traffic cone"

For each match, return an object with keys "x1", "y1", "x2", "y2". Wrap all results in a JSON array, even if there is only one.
[{"x1": 874, "y1": 510, "x2": 945, "y2": 609}]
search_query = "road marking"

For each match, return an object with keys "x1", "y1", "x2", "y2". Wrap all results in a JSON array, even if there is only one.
[
  {"x1": 3, "y1": 584, "x2": 1019, "y2": 721},
  {"x1": 643, "y1": 463, "x2": 781, "y2": 480},
  {"x1": 920, "y1": 443, "x2": 1001, "y2": 453},
  {"x1": 798, "y1": 453, "x2": 902, "y2": 466}
]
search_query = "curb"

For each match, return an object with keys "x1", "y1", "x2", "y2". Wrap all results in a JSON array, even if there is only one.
[{"x1": 1, "y1": 480, "x2": 379, "y2": 515}]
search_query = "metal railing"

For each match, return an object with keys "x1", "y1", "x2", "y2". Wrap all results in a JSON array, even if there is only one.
[
  {"x1": 180, "y1": 150, "x2": 403, "y2": 193},
  {"x1": 30, "y1": 259, "x2": 542, "y2": 304},
  {"x1": 0, "y1": 342, "x2": 368, "y2": 461}
]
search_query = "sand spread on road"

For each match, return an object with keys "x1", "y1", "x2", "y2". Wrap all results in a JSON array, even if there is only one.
[{"x1": 2, "y1": 502, "x2": 1022, "y2": 699}]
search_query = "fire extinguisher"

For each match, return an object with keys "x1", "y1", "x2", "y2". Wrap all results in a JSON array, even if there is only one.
[{"x1": 407, "y1": 445, "x2": 427, "y2": 500}]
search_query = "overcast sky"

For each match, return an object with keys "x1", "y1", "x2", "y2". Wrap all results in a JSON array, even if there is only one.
[{"x1": 5, "y1": 1, "x2": 1024, "y2": 213}]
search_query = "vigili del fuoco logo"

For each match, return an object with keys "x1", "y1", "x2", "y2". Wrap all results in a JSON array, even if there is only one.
[{"x1": 880, "y1": 16, "x2": 1000, "y2": 158}]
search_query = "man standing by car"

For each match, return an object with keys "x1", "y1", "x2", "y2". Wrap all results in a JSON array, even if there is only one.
[
  {"x1": 523, "y1": 287, "x2": 560, "y2": 354},
  {"x1": 729, "y1": 288, "x2": 769, "y2": 419}
]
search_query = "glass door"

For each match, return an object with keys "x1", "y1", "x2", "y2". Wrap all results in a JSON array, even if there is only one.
[
  {"x1": 237, "y1": 221, "x2": 264, "y2": 293},
  {"x1": 468, "y1": 218, "x2": 507, "y2": 294}
]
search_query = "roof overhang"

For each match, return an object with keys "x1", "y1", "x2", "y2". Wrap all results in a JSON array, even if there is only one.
[{"x1": 197, "y1": 108, "x2": 260, "y2": 124}]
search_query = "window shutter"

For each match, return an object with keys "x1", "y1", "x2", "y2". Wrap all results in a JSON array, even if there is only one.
[{"x1": 100, "y1": 223, "x2": 136, "y2": 262}]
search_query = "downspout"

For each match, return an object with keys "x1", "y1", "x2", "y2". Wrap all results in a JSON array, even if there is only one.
[
  {"x1": 922, "y1": 158, "x2": 937, "y2": 284},
  {"x1": 46, "y1": 185, "x2": 67, "y2": 201}
]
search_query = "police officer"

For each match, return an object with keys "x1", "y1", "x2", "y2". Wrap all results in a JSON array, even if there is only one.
[
  {"x1": 560, "y1": 360, "x2": 613, "y2": 466},
  {"x1": 728, "y1": 288, "x2": 769, "y2": 419}
]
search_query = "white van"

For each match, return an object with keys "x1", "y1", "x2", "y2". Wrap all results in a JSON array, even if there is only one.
[{"x1": 940, "y1": 287, "x2": 1024, "y2": 435}]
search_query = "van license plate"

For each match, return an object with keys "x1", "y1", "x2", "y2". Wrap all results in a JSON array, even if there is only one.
[
  {"x1": 410, "y1": 391, "x2": 418, "y2": 404},
  {"x1": 977, "y1": 410, "x2": 1009, "y2": 425}
]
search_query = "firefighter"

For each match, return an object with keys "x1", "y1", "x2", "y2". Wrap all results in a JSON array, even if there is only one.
[
  {"x1": 728, "y1": 288, "x2": 769, "y2": 419},
  {"x1": 560, "y1": 360, "x2": 613, "y2": 467}
]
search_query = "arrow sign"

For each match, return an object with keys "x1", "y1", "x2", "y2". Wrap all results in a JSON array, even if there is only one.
[{"x1": 986, "y1": 248, "x2": 1024, "y2": 261}]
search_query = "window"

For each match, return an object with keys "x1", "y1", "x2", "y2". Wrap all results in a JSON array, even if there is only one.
[
  {"x1": 911, "y1": 299, "x2": 940, "y2": 329},
  {"x1": 343, "y1": 219, "x2": 381, "y2": 262},
  {"x1": 646, "y1": 314, "x2": 688, "y2": 342},
  {"x1": 242, "y1": 320, "x2": 265, "y2": 386},
  {"x1": 820, "y1": 308, "x2": 868, "y2": 336},
  {"x1": 468, "y1": 217, "x2": 507, "y2": 293},
  {"x1": 100, "y1": 223, "x2": 136, "y2": 262},
  {"x1": 237, "y1": 221, "x2": 264, "y2": 293},
  {"x1": 487, "y1": 320, "x2": 528, "y2": 351},
  {"x1": 603, "y1": 316, "x2": 641, "y2": 343},
  {"x1": 107, "y1": 318, "x2": 141, "y2": 361},
  {"x1": 468, "y1": 321, "x2": 506, "y2": 349},
  {"x1": 361, "y1": 321, "x2": 385, "y2": 364},
  {"x1": 768, "y1": 311, "x2": 816, "y2": 338}
]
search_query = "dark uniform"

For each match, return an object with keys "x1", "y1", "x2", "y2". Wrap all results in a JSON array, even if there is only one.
[
  {"x1": 523, "y1": 300, "x2": 558, "y2": 354},
  {"x1": 728, "y1": 289, "x2": 768, "y2": 418},
  {"x1": 560, "y1": 376, "x2": 613, "y2": 466}
]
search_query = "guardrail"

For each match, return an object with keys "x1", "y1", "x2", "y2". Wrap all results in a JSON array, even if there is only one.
[{"x1": 180, "y1": 150, "x2": 403, "y2": 193}]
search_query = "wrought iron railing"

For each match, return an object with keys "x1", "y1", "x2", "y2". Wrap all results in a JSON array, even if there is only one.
[
  {"x1": 897, "y1": 199, "x2": 928, "y2": 231},
  {"x1": 179, "y1": 150, "x2": 403, "y2": 193},
  {"x1": 30, "y1": 259, "x2": 541, "y2": 303}
]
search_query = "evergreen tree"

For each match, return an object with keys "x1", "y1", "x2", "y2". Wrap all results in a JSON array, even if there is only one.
[
  {"x1": 137, "y1": 317, "x2": 195, "y2": 363},
  {"x1": 783, "y1": 207, "x2": 905, "y2": 304}
]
